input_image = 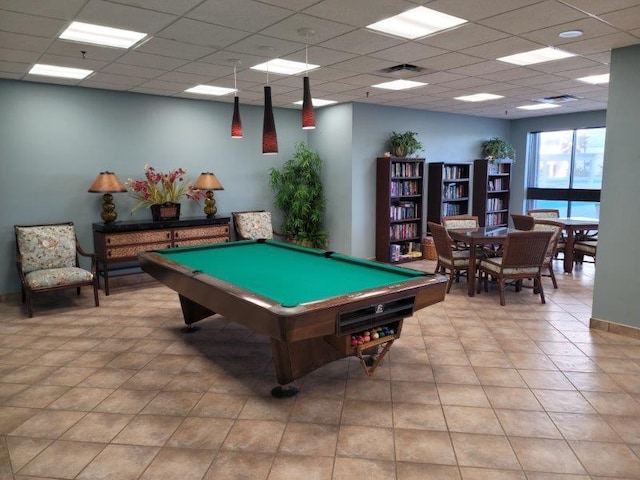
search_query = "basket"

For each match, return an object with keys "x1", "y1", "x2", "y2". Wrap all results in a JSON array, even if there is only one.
[{"x1": 421, "y1": 236, "x2": 437, "y2": 261}]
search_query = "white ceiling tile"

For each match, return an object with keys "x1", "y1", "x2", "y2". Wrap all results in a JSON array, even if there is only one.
[
  {"x1": 601, "y1": 5, "x2": 640, "y2": 30},
  {"x1": 129, "y1": 86, "x2": 175, "y2": 96},
  {"x1": 155, "y1": 71, "x2": 219, "y2": 85},
  {"x1": 448, "y1": 60, "x2": 517, "y2": 76},
  {"x1": 308, "y1": 67, "x2": 359, "y2": 82},
  {"x1": 135, "y1": 37, "x2": 215, "y2": 61},
  {"x1": 101, "y1": 63, "x2": 166, "y2": 79},
  {"x1": 414, "y1": 52, "x2": 484, "y2": 70},
  {"x1": 411, "y1": 71, "x2": 466, "y2": 84},
  {"x1": 419, "y1": 23, "x2": 509, "y2": 51},
  {"x1": 223, "y1": 33, "x2": 303, "y2": 58},
  {"x1": 426, "y1": 0, "x2": 553, "y2": 21},
  {"x1": 299, "y1": 46, "x2": 357, "y2": 67},
  {"x1": 0, "y1": 9, "x2": 66, "y2": 37},
  {"x1": 562, "y1": 0, "x2": 640, "y2": 15},
  {"x1": 157, "y1": 18, "x2": 249, "y2": 48},
  {"x1": 82, "y1": 72, "x2": 146, "y2": 86},
  {"x1": 370, "y1": 42, "x2": 448, "y2": 63},
  {"x1": 0, "y1": 60, "x2": 30, "y2": 74},
  {"x1": 303, "y1": 0, "x2": 415, "y2": 28},
  {"x1": 0, "y1": 31, "x2": 52, "y2": 52},
  {"x1": 176, "y1": 62, "x2": 229, "y2": 78},
  {"x1": 81, "y1": 80, "x2": 131, "y2": 90},
  {"x1": 139, "y1": 79, "x2": 190, "y2": 92},
  {"x1": 258, "y1": 13, "x2": 357, "y2": 43},
  {"x1": 527, "y1": 56, "x2": 603, "y2": 74},
  {"x1": 76, "y1": 0, "x2": 177, "y2": 34},
  {"x1": 329, "y1": 55, "x2": 397, "y2": 74},
  {"x1": 187, "y1": 0, "x2": 293, "y2": 32},
  {"x1": 562, "y1": 32, "x2": 640, "y2": 54},
  {"x1": 38, "y1": 53, "x2": 109, "y2": 70},
  {"x1": 104, "y1": 0, "x2": 203, "y2": 16},
  {"x1": 319, "y1": 30, "x2": 405, "y2": 56},
  {"x1": 0, "y1": 47, "x2": 40, "y2": 64},
  {"x1": 47, "y1": 39, "x2": 126, "y2": 62},
  {"x1": 477, "y1": 0, "x2": 587, "y2": 35},
  {"x1": 0, "y1": 0, "x2": 86, "y2": 19},
  {"x1": 26, "y1": 75, "x2": 80, "y2": 85},
  {"x1": 520, "y1": 18, "x2": 621, "y2": 46},
  {"x1": 461, "y1": 37, "x2": 544, "y2": 60},
  {"x1": 117, "y1": 51, "x2": 189, "y2": 70}
]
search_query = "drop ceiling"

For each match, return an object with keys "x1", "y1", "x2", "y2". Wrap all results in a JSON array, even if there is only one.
[{"x1": 1, "y1": 0, "x2": 639, "y2": 119}]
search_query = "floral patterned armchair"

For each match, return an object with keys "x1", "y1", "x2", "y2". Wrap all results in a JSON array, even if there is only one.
[
  {"x1": 232, "y1": 210, "x2": 286, "y2": 241},
  {"x1": 14, "y1": 222, "x2": 99, "y2": 317}
]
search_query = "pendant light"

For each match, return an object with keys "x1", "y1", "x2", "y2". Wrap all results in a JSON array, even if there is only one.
[
  {"x1": 262, "y1": 51, "x2": 278, "y2": 155},
  {"x1": 231, "y1": 62, "x2": 242, "y2": 138},
  {"x1": 300, "y1": 28, "x2": 316, "y2": 130}
]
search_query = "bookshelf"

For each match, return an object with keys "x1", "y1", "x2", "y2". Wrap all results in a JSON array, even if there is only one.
[
  {"x1": 427, "y1": 162, "x2": 472, "y2": 226},
  {"x1": 472, "y1": 159, "x2": 512, "y2": 227},
  {"x1": 375, "y1": 157, "x2": 425, "y2": 263}
]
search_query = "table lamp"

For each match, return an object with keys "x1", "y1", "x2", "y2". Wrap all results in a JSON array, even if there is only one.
[
  {"x1": 88, "y1": 171, "x2": 127, "y2": 223},
  {"x1": 194, "y1": 172, "x2": 224, "y2": 217}
]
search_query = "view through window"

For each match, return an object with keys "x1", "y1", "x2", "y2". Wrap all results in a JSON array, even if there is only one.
[{"x1": 526, "y1": 127, "x2": 605, "y2": 217}]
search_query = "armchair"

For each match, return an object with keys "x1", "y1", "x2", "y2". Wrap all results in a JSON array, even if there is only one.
[
  {"x1": 476, "y1": 230, "x2": 552, "y2": 306},
  {"x1": 428, "y1": 221, "x2": 477, "y2": 293},
  {"x1": 14, "y1": 222, "x2": 99, "y2": 317}
]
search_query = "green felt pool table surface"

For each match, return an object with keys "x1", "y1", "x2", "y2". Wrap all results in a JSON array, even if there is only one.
[{"x1": 154, "y1": 239, "x2": 426, "y2": 307}]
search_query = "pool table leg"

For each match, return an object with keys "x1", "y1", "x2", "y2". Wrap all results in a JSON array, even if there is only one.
[{"x1": 178, "y1": 294, "x2": 216, "y2": 333}]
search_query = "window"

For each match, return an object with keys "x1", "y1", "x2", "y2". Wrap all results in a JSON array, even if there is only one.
[{"x1": 526, "y1": 127, "x2": 604, "y2": 217}]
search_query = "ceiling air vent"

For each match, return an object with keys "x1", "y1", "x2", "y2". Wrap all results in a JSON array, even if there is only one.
[
  {"x1": 535, "y1": 94, "x2": 579, "y2": 104},
  {"x1": 379, "y1": 64, "x2": 431, "y2": 78}
]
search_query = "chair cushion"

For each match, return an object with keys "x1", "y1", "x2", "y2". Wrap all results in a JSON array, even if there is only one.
[
  {"x1": 16, "y1": 225, "x2": 76, "y2": 273},
  {"x1": 479, "y1": 257, "x2": 540, "y2": 275},
  {"x1": 235, "y1": 212, "x2": 274, "y2": 239},
  {"x1": 25, "y1": 267, "x2": 93, "y2": 289},
  {"x1": 439, "y1": 250, "x2": 473, "y2": 268},
  {"x1": 574, "y1": 241, "x2": 597, "y2": 255},
  {"x1": 444, "y1": 219, "x2": 477, "y2": 229}
]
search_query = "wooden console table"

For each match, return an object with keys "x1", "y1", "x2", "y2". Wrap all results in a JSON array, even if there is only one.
[{"x1": 93, "y1": 216, "x2": 230, "y2": 295}]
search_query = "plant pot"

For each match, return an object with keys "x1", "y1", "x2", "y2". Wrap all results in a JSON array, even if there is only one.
[{"x1": 151, "y1": 202, "x2": 180, "y2": 221}]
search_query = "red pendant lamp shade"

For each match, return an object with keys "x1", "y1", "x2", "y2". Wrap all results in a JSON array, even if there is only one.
[
  {"x1": 262, "y1": 85, "x2": 278, "y2": 154},
  {"x1": 302, "y1": 75, "x2": 315, "y2": 129},
  {"x1": 231, "y1": 96, "x2": 242, "y2": 138}
]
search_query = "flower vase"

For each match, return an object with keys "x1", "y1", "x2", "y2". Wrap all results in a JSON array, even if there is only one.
[{"x1": 150, "y1": 202, "x2": 180, "y2": 221}]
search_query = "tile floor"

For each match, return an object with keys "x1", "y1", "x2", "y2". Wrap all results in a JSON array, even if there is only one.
[{"x1": 1, "y1": 260, "x2": 640, "y2": 480}]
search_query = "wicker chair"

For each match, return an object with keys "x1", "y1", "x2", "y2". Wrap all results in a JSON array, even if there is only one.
[
  {"x1": 428, "y1": 221, "x2": 477, "y2": 293},
  {"x1": 533, "y1": 219, "x2": 564, "y2": 288},
  {"x1": 527, "y1": 208, "x2": 560, "y2": 219},
  {"x1": 442, "y1": 215, "x2": 479, "y2": 250},
  {"x1": 574, "y1": 240, "x2": 597, "y2": 265},
  {"x1": 14, "y1": 222, "x2": 99, "y2": 317},
  {"x1": 232, "y1": 210, "x2": 286, "y2": 241},
  {"x1": 527, "y1": 209, "x2": 565, "y2": 256},
  {"x1": 476, "y1": 230, "x2": 553, "y2": 305},
  {"x1": 511, "y1": 213, "x2": 535, "y2": 231}
]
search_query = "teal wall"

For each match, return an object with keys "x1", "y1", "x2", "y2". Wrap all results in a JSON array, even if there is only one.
[{"x1": 592, "y1": 44, "x2": 640, "y2": 329}]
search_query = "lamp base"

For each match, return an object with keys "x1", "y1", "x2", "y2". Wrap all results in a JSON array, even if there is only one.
[
  {"x1": 101, "y1": 193, "x2": 117, "y2": 223},
  {"x1": 203, "y1": 190, "x2": 217, "y2": 218}
]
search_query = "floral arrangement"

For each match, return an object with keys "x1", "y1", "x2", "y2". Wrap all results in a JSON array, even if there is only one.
[{"x1": 127, "y1": 164, "x2": 204, "y2": 213}]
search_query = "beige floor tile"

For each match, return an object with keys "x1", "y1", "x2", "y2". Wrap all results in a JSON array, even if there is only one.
[
  {"x1": 394, "y1": 429, "x2": 456, "y2": 464},
  {"x1": 48, "y1": 386, "x2": 113, "y2": 410},
  {"x1": 334, "y1": 457, "x2": 398, "y2": 480},
  {"x1": 345, "y1": 378, "x2": 391, "y2": 402},
  {"x1": 190, "y1": 392, "x2": 248, "y2": 418},
  {"x1": 340, "y1": 399, "x2": 393, "y2": 427},
  {"x1": 167, "y1": 417, "x2": 233, "y2": 450},
  {"x1": 61, "y1": 412, "x2": 134, "y2": 443},
  {"x1": 531, "y1": 389, "x2": 595, "y2": 413},
  {"x1": 278, "y1": 422, "x2": 338, "y2": 456},
  {"x1": 506, "y1": 353, "x2": 558, "y2": 370},
  {"x1": 139, "y1": 447, "x2": 214, "y2": 480},
  {"x1": 79, "y1": 368, "x2": 135, "y2": 388},
  {"x1": 549, "y1": 412, "x2": 623, "y2": 442},
  {"x1": 3, "y1": 385, "x2": 69, "y2": 408},
  {"x1": 18, "y1": 440, "x2": 104, "y2": 478},
  {"x1": 391, "y1": 381, "x2": 440, "y2": 404},
  {"x1": 570, "y1": 440, "x2": 640, "y2": 478},
  {"x1": 393, "y1": 403, "x2": 447, "y2": 431},
  {"x1": 289, "y1": 396, "x2": 343, "y2": 424},
  {"x1": 93, "y1": 388, "x2": 158, "y2": 414},
  {"x1": 508, "y1": 437, "x2": 586, "y2": 474},
  {"x1": 483, "y1": 386, "x2": 543, "y2": 410},
  {"x1": 459, "y1": 467, "x2": 526, "y2": 479},
  {"x1": 221, "y1": 419, "x2": 286, "y2": 454},
  {"x1": 9, "y1": 410, "x2": 85, "y2": 439},
  {"x1": 203, "y1": 451, "x2": 273, "y2": 480},
  {"x1": 5, "y1": 437, "x2": 52, "y2": 471},
  {"x1": 518, "y1": 370, "x2": 575, "y2": 390},
  {"x1": 76, "y1": 444, "x2": 159, "y2": 480},
  {"x1": 450, "y1": 433, "x2": 520, "y2": 470},
  {"x1": 495, "y1": 409, "x2": 562, "y2": 438},
  {"x1": 140, "y1": 390, "x2": 203, "y2": 416},
  {"x1": 437, "y1": 384, "x2": 491, "y2": 407},
  {"x1": 336, "y1": 425, "x2": 395, "y2": 460},
  {"x1": 397, "y1": 462, "x2": 461, "y2": 480},
  {"x1": 474, "y1": 367, "x2": 527, "y2": 388},
  {"x1": 112, "y1": 414, "x2": 182, "y2": 447},
  {"x1": 443, "y1": 406, "x2": 503, "y2": 435},
  {"x1": 238, "y1": 394, "x2": 295, "y2": 422},
  {"x1": 581, "y1": 391, "x2": 640, "y2": 415},
  {"x1": 603, "y1": 414, "x2": 640, "y2": 443},
  {"x1": 268, "y1": 454, "x2": 333, "y2": 480},
  {"x1": 37, "y1": 366, "x2": 97, "y2": 386},
  {"x1": 432, "y1": 366, "x2": 480, "y2": 385}
]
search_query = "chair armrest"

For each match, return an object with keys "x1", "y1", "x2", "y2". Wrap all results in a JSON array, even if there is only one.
[{"x1": 76, "y1": 246, "x2": 98, "y2": 274}]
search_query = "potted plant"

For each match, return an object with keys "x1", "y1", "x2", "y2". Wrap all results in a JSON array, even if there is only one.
[
  {"x1": 269, "y1": 142, "x2": 328, "y2": 249},
  {"x1": 481, "y1": 137, "x2": 516, "y2": 162},
  {"x1": 388, "y1": 131, "x2": 423, "y2": 157}
]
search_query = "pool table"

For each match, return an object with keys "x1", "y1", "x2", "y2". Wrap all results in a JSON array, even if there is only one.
[{"x1": 139, "y1": 239, "x2": 447, "y2": 396}]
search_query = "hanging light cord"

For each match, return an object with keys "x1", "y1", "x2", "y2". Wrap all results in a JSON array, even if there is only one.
[{"x1": 233, "y1": 65, "x2": 237, "y2": 92}]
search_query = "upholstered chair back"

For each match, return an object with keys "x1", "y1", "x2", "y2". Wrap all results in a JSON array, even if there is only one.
[{"x1": 15, "y1": 224, "x2": 77, "y2": 273}]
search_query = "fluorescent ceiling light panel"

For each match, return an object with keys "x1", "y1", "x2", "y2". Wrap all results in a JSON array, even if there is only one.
[
  {"x1": 293, "y1": 98, "x2": 337, "y2": 107},
  {"x1": 372, "y1": 79, "x2": 427, "y2": 90},
  {"x1": 60, "y1": 21, "x2": 147, "y2": 48},
  {"x1": 497, "y1": 47, "x2": 576, "y2": 66},
  {"x1": 28, "y1": 63, "x2": 93, "y2": 79},
  {"x1": 366, "y1": 6, "x2": 467, "y2": 40},
  {"x1": 577, "y1": 73, "x2": 609, "y2": 84},
  {"x1": 517, "y1": 103, "x2": 561, "y2": 110},
  {"x1": 185, "y1": 85, "x2": 237, "y2": 96},
  {"x1": 455, "y1": 93, "x2": 504, "y2": 102},
  {"x1": 251, "y1": 59, "x2": 319, "y2": 76}
]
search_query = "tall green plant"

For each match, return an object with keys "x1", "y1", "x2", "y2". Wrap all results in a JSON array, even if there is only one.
[{"x1": 269, "y1": 142, "x2": 328, "y2": 249}]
